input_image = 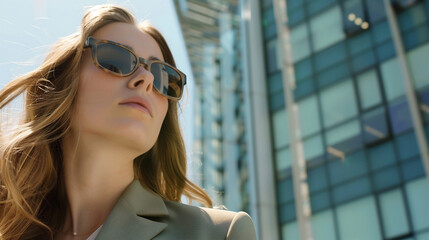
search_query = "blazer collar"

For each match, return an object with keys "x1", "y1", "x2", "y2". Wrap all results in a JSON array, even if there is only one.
[{"x1": 95, "y1": 180, "x2": 169, "y2": 240}]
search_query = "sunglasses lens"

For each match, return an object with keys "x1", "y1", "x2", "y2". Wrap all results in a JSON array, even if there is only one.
[
  {"x1": 151, "y1": 62, "x2": 183, "y2": 99},
  {"x1": 96, "y1": 43, "x2": 137, "y2": 75}
]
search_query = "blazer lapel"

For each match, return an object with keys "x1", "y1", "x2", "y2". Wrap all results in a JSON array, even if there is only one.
[{"x1": 95, "y1": 180, "x2": 169, "y2": 240}]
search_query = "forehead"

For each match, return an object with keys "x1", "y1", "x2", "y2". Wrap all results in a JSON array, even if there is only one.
[{"x1": 92, "y1": 22, "x2": 164, "y2": 61}]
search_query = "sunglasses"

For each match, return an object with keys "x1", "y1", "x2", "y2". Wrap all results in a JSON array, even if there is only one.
[{"x1": 84, "y1": 37, "x2": 186, "y2": 100}]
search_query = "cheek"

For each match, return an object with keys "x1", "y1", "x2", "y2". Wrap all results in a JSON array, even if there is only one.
[{"x1": 74, "y1": 70, "x2": 118, "y2": 129}]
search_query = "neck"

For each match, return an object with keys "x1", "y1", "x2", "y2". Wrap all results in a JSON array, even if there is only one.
[{"x1": 61, "y1": 131, "x2": 137, "y2": 237}]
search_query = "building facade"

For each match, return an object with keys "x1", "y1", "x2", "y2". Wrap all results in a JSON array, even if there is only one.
[
  {"x1": 260, "y1": 0, "x2": 429, "y2": 239},
  {"x1": 176, "y1": 0, "x2": 429, "y2": 239},
  {"x1": 173, "y1": 0, "x2": 252, "y2": 213}
]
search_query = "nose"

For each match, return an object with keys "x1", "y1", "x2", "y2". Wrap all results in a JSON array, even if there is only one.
[{"x1": 127, "y1": 65, "x2": 154, "y2": 93}]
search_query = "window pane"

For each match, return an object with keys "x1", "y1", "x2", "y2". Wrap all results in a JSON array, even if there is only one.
[
  {"x1": 314, "y1": 42, "x2": 347, "y2": 72},
  {"x1": 328, "y1": 150, "x2": 368, "y2": 185},
  {"x1": 316, "y1": 62, "x2": 350, "y2": 88},
  {"x1": 402, "y1": 157, "x2": 425, "y2": 181},
  {"x1": 309, "y1": 5, "x2": 345, "y2": 52},
  {"x1": 333, "y1": 176, "x2": 371, "y2": 204},
  {"x1": 311, "y1": 210, "x2": 338, "y2": 240},
  {"x1": 266, "y1": 38, "x2": 281, "y2": 74},
  {"x1": 372, "y1": 21, "x2": 391, "y2": 44},
  {"x1": 348, "y1": 31, "x2": 372, "y2": 56},
  {"x1": 276, "y1": 147, "x2": 292, "y2": 172},
  {"x1": 280, "y1": 202, "x2": 296, "y2": 223},
  {"x1": 310, "y1": 191, "x2": 331, "y2": 212},
  {"x1": 373, "y1": 166, "x2": 400, "y2": 191},
  {"x1": 298, "y1": 95, "x2": 321, "y2": 137},
  {"x1": 277, "y1": 178, "x2": 294, "y2": 204},
  {"x1": 343, "y1": 0, "x2": 367, "y2": 35},
  {"x1": 268, "y1": 72, "x2": 283, "y2": 95},
  {"x1": 303, "y1": 134, "x2": 324, "y2": 160},
  {"x1": 295, "y1": 78, "x2": 315, "y2": 99},
  {"x1": 352, "y1": 49, "x2": 376, "y2": 73},
  {"x1": 306, "y1": 0, "x2": 336, "y2": 16},
  {"x1": 381, "y1": 58, "x2": 406, "y2": 101},
  {"x1": 308, "y1": 166, "x2": 327, "y2": 193},
  {"x1": 395, "y1": 131, "x2": 419, "y2": 160},
  {"x1": 321, "y1": 80, "x2": 358, "y2": 128},
  {"x1": 362, "y1": 107, "x2": 389, "y2": 144},
  {"x1": 326, "y1": 120, "x2": 362, "y2": 153},
  {"x1": 290, "y1": 22, "x2": 311, "y2": 63},
  {"x1": 389, "y1": 99, "x2": 413, "y2": 135},
  {"x1": 357, "y1": 69, "x2": 382, "y2": 109},
  {"x1": 294, "y1": 57, "x2": 313, "y2": 81},
  {"x1": 365, "y1": 0, "x2": 386, "y2": 23},
  {"x1": 272, "y1": 109, "x2": 290, "y2": 149},
  {"x1": 405, "y1": 178, "x2": 429, "y2": 231},
  {"x1": 407, "y1": 42, "x2": 429, "y2": 90},
  {"x1": 376, "y1": 40, "x2": 395, "y2": 61},
  {"x1": 336, "y1": 196, "x2": 382, "y2": 240},
  {"x1": 270, "y1": 91, "x2": 285, "y2": 111},
  {"x1": 398, "y1": 3, "x2": 426, "y2": 32},
  {"x1": 379, "y1": 189, "x2": 410, "y2": 238},
  {"x1": 402, "y1": 19, "x2": 429, "y2": 50},
  {"x1": 368, "y1": 141, "x2": 397, "y2": 171},
  {"x1": 416, "y1": 231, "x2": 429, "y2": 240},
  {"x1": 282, "y1": 221, "x2": 299, "y2": 240}
]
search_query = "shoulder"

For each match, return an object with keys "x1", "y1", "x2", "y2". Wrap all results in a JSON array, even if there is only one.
[{"x1": 163, "y1": 201, "x2": 257, "y2": 240}]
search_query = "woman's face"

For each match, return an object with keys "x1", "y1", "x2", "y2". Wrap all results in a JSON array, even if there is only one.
[{"x1": 75, "y1": 22, "x2": 168, "y2": 156}]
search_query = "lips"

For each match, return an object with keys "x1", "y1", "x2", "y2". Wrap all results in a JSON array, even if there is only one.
[{"x1": 119, "y1": 96, "x2": 153, "y2": 117}]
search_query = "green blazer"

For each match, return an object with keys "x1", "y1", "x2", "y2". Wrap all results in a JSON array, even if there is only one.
[{"x1": 95, "y1": 180, "x2": 257, "y2": 240}]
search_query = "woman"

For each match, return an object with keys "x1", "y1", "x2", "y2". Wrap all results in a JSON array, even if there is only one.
[{"x1": 0, "y1": 4, "x2": 257, "y2": 240}]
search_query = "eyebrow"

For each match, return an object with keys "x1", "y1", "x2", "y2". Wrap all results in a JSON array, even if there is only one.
[{"x1": 148, "y1": 56, "x2": 162, "y2": 61}]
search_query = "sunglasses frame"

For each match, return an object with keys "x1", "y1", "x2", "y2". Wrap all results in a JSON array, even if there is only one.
[{"x1": 84, "y1": 37, "x2": 186, "y2": 100}]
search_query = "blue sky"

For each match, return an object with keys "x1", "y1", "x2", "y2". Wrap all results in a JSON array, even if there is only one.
[{"x1": 0, "y1": 0, "x2": 195, "y2": 154}]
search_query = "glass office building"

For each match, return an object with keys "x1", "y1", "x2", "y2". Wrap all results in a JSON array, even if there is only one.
[
  {"x1": 262, "y1": 0, "x2": 429, "y2": 239},
  {"x1": 176, "y1": 0, "x2": 429, "y2": 239},
  {"x1": 174, "y1": 0, "x2": 252, "y2": 212}
]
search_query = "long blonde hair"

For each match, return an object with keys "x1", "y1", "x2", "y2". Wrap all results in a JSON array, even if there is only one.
[{"x1": 0, "y1": 4, "x2": 212, "y2": 240}]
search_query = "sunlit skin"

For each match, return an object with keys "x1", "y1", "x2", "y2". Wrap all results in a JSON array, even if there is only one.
[{"x1": 58, "y1": 22, "x2": 168, "y2": 240}]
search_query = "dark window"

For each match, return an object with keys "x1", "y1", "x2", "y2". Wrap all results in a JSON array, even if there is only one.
[
  {"x1": 371, "y1": 21, "x2": 392, "y2": 44},
  {"x1": 328, "y1": 150, "x2": 368, "y2": 185},
  {"x1": 277, "y1": 178, "x2": 294, "y2": 204},
  {"x1": 279, "y1": 202, "x2": 297, "y2": 223},
  {"x1": 347, "y1": 31, "x2": 373, "y2": 56},
  {"x1": 368, "y1": 141, "x2": 397, "y2": 171},
  {"x1": 294, "y1": 78, "x2": 315, "y2": 99},
  {"x1": 332, "y1": 176, "x2": 371, "y2": 204},
  {"x1": 268, "y1": 72, "x2": 283, "y2": 95},
  {"x1": 316, "y1": 62, "x2": 350, "y2": 88},
  {"x1": 365, "y1": 0, "x2": 386, "y2": 23},
  {"x1": 388, "y1": 99, "x2": 414, "y2": 135},
  {"x1": 351, "y1": 49, "x2": 376, "y2": 72},
  {"x1": 308, "y1": 166, "x2": 328, "y2": 193},
  {"x1": 314, "y1": 42, "x2": 347, "y2": 72},
  {"x1": 294, "y1": 57, "x2": 313, "y2": 81},
  {"x1": 401, "y1": 157, "x2": 426, "y2": 181},
  {"x1": 310, "y1": 190, "x2": 331, "y2": 212},
  {"x1": 376, "y1": 40, "x2": 395, "y2": 61},
  {"x1": 373, "y1": 166, "x2": 401, "y2": 191},
  {"x1": 306, "y1": 0, "x2": 336, "y2": 16},
  {"x1": 342, "y1": 0, "x2": 369, "y2": 36},
  {"x1": 362, "y1": 107, "x2": 389, "y2": 144},
  {"x1": 270, "y1": 91, "x2": 285, "y2": 111},
  {"x1": 395, "y1": 131, "x2": 419, "y2": 160}
]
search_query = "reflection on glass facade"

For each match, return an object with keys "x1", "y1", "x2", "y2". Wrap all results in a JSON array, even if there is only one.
[
  {"x1": 175, "y1": 0, "x2": 429, "y2": 238},
  {"x1": 262, "y1": 0, "x2": 429, "y2": 239},
  {"x1": 173, "y1": 0, "x2": 251, "y2": 212}
]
